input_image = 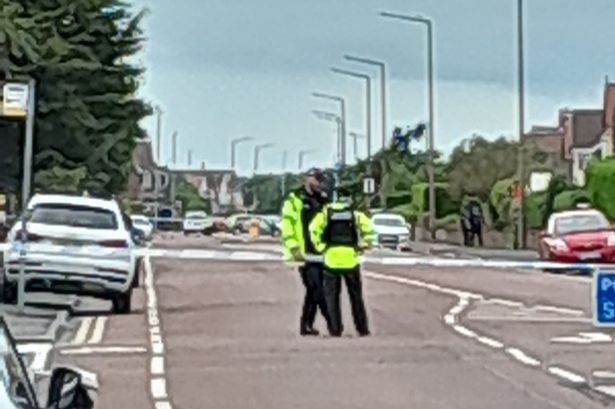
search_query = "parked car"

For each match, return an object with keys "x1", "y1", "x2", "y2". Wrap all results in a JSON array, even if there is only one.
[
  {"x1": 229, "y1": 215, "x2": 253, "y2": 234},
  {"x1": 538, "y1": 208, "x2": 615, "y2": 264},
  {"x1": 260, "y1": 215, "x2": 281, "y2": 236},
  {"x1": 371, "y1": 213, "x2": 410, "y2": 249},
  {"x1": 0, "y1": 317, "x2": 96, "y2": 409},
  {"x1": 2, "y1": 194, "x2": 138, "y2": 314},
  {"x1": 183, "y1": 211, "x2": 210, "y2": 235},
  {"x1": 130, "y1": 215, "x2": 154, "y2": 241}
]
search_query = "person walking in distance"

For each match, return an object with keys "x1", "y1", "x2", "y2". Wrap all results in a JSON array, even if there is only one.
[
  {"x1": 281, "y1": 168, "x2": 331, "y2": 336},
  {"x1": 309, "y1": 191, "x2": 376, "y2": 337}
]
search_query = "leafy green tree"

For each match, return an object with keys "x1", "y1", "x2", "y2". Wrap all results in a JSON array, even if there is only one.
[{"x1": 176, "y1": 181, "x2": 210, "y2": 214}]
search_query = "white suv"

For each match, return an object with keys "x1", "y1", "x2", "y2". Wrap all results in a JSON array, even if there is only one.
[{"x1": 2, "y1": 194, "x2": 137, "y2": 314}]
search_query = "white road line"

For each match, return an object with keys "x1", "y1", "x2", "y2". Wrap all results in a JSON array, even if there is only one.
[
  {"x1": 593, "y1": 370, "x2": 615, "y2": 379},
  {"x1": 485, "y1": 298, "x2": 523, "y2": 307},
  {"x1": 155, "y1": 402, "x2": 173, "y2": 409},
  {"x1": 444, "y1": 314, "x2": 455, "y2": 325},
  {"x1": 551, "y1": 332, "x2": 612, "y2": 344},
  {"x1": 151, "y1": 378, "x2": 167, "y2": 399},
  {"x1": 595, "y1": 386, "x2": 615, "y2": 397},
  {"x1": 505, "y1": 348, "x2": 541, "y2": 367},
  {"x1": 72, "y1": 317, "x2": 94, "y2": 345},
  {"x1": 60, "y1": 346, "x2": 147, "y2": 355},
  {"x1": 476, "y1": 336, "x2": 504, "y2": 349},
  {"x1": 87, "y1": 317, "x2": 107, "y2": 344},
  {"x1": 16, "y1": 343, "x2": 53, "y2": 373},
  {"x1": 466, "y1": 316, "x2": 592, "y2": 323},
  {"x1": 533, "y1": 305, "x2": 584, "y2": 316},
  {"x1": 547, "y1": 366, "x2": 586, "y2": 384},
  {"x1": 151, "y1": 356, "x2": 165, "y2": 375},
  {"x1": 453, "y1": 325, "x2": 477, "y2": 338}
]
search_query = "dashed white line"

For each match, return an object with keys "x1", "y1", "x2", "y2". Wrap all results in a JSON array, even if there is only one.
[
  {"x1": 595, "y1": 385, "x2": 615, "y2": 397},
  {"x1": 151, "y1": 378, "x2": 168, "y2": 399},
  {"x1": 593, "y1": 370, "x2": 615, "y2": 379},
  {"x1": 476, "y1": 336, "x2": 504, "y2": 349},
  {"x1": 505, "y1": 347, "x2": 541, "y2": 367},
  {"x1": 547, "y1": 366, "x2": 586, "y2": 384},
  {"x1": 155, "y1": 402, "x2": 173, "y2": 409},
  {"x1": 443, "y1": 314, "x2": 456, "y2": 325},
  {"x1": 453, "y1": 325, "x2": 477, "y2": 338},
  {"x1": 88, "y1": 317, "x2": 107, "y2": 344},
  {"x1": 486, "y1": 298, "x2": 523, "y2": 307},
  {"x1": 151, "y1": 356, "x2": 165, "y2": 376},
  {"x1": 72, "y1": 317, "x2": 94, "y2": 345}
]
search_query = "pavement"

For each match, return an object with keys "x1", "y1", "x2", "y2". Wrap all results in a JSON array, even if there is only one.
[{"x1": 3, "y1": 233, "x2": 615, "y2": 408}]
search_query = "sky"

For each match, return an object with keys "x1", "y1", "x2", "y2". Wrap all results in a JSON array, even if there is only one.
[{"x1": 133, "y1": 0, "x2": 615, "y2": 176}]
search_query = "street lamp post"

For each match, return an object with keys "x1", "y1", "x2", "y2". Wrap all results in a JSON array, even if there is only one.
[
  {"x1": 312, "y1": 110, "x2": 342, "y2": 164},
  {"x1": 312, "y1": 92, "x2": 347, "y2": 166},
  {"x1": 253, "y1": 143, "x2": 274, "y2": 173},
  {"x1": 380, "y1": 11, "x2": 437, "y2": 239},
  {"x1": 298, "y1": 149, "x2": 316, "y2": 170},
  {"x1": 230, "y1": 136, "x2": 253, "y2": 170},
  {"x1": 171, "y1": 131, "x2": 178, "y2": 166},
  {"x1": 154, "y1": 106, "x2": 163, "y2": 164},
  {"x1": 344, "y1": 55, "x2": 388, "y2": 151},
  {"x1": 516, "y1": 0, "x2": 527, "y2": 249},
  {"x1": 330, "y1": 67, "x2": 372, "y2": 163}
]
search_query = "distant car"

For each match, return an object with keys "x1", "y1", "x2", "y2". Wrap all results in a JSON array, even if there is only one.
[
  {"x1": 131, "y1": 215, "x2": 154, "y2": 241},
  {"x1": 371, "y1": 213, "x2": 410, "y2": 249},
  {"x1": 231, "y1": 215, "x2": 253, "y2": 234},
  {"x1": 183, "y1": 211, "x2": 209, "y2": 235},
  {"x1": 260, "y1": 215, "x2": 281, "y2": 236},
  {"x1": 0, "y1": 316, "x2": 96, "y2": 409},
  {"x1": 538, "y1": 208, "x2": 615, "y2": 264},
  {"x1": 2, "y1": 194, "x2": 137, "y2": 314}
]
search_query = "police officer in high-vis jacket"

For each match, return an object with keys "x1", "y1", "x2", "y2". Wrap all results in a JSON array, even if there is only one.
[
  {"x1": 309, "y1": 193, "x2": 376, "y2": 337},
  {"x1": 281, "y1": 168, "x2": 331, "y2": 336}
]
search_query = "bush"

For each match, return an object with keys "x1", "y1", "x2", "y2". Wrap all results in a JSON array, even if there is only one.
[
  {"x1": 411, "y1": 183, "x2": 459, "y2": 219},
  {"x1": 435, "y1": 214, "x2": 460, "y2": 231},
  {"x1": 525, "y1": 192, "x2": 547, "y2": 229},
  {"x1": 586, "y1": 158, "x2": 615, "y2": 220},
  {"x1": 553, "y1": 190, "x2": 589, "y2": 212},
  {"x1": 489, "y1": 178, "x2": 514, "y2": 228}
]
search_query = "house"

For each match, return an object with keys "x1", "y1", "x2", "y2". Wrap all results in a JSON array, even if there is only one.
[
  {"x1": 566, "y1": 80, "x2": 615, "y2": 186},
  {"x1": 127, "y1": 139, "x2": 172, "y2": 204}
]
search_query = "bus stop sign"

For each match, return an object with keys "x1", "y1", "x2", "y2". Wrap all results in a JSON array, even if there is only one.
[{"x1": 594, "y1": 270, "x2": 615, "y2": 326}]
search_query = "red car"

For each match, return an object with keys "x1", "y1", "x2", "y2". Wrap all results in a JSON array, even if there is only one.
[{"x1": 538, "y1": 209, "x2": 615, "y2": 264}]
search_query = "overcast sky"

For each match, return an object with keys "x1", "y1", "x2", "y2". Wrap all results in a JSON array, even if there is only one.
[{"x1": 134, "y1": 0, "x2": 615, "y2": 175}]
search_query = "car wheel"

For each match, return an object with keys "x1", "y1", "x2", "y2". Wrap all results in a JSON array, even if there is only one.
[
  {"x1": 2, "y1": 281, "x2": 17, "y2": 305},
  {"x1": 112, "y1": 290, "x2": 132, "y2": 314}
]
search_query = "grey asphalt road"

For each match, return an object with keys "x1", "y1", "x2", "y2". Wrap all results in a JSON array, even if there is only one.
[{"x1": 16, "y1": 235, "x2": 615, "y2": 408}]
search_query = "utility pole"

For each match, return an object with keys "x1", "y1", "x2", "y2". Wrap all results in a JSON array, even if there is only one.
[
  {"x1": 187, "y1": 149, "x2": 192, "y2": 167},
  {"x1": 516, "y1": 0, "x2": 527, "y2": 249},
  {"x1": 231, "y1": 136, "x2": 253, "y2": 170},
  {"x1": 312, "y1": 92, "x2": 347, "y2": 166},
  {"x1": 21, "y1": 79, "x2": 36, "y2": 210},
  {"x1": 298, "y1": 150, "x2": 315, "y2": 170},
  {"x1": 349, "y1": 131, "x2": 364, "y2": 161},
  {"x1": 312, "y1": 110, "x2": 343, "y2": 164},
  {"x1": 253, "y1": 143, "x2": 274, "y2": 173},
  {"x1": 171, "y1": 131, "x2": 178, "y2": 165},
  {"x1": 155, "y1": 106, "x2": 163, "y2": 163}
]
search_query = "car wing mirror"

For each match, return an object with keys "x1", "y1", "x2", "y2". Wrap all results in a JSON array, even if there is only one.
[{"x1": 46, "y1": 367, "x2": 97, "y2": 409}]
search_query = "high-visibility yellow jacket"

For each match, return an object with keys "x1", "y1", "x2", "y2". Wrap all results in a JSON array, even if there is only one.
[
  {"x1": 280, "y1": 190, "x2": 327, "y2": 262},
  {"x1": 309, "y1": 202, "x2": 376, "y2": 270}
]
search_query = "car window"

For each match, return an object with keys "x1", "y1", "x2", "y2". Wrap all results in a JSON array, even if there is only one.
[
  {"x1": 372, "y1": 217, "x2": 405, "y2": 227},
  {"x1": 0, "y1": 320, "x2": 38, "y2": 409},
  {"x1": 555, "y1": 213, "x2": 610, "y2": 235},
  {"x1": 30, "y1": 204, "x2": 118, "y2": 230}
]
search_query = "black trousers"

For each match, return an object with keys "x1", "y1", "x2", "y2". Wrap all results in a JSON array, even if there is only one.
[
  {"x1": 299, "y1": 262, "x2": 330, "y2": 330},
  {"x1": 323, "y1": 267, "x2": 370, "y2": 336}
]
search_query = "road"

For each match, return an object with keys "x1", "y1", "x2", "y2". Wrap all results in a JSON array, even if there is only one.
[{"x1": 7, "y1": 234, "x2": 615, "y2": 408}]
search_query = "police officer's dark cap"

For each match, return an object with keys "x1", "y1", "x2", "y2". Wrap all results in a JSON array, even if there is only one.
[{"x1": 306, "y1": 167, "x2": 325, "y2": 182}]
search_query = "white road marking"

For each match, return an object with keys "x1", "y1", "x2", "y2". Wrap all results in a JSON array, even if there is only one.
[
  {"x1": 595, "y1": 386, "x2": 615, "y2": 397},
  {"x1": 151, "y1": 356, "x2": 165, "y2": 375},
  {"x1": 505, "y1": 348, "x2": 541, "y2": 367},
  {"x1": 151, "y1": 378, "x2": 167, "y2": 399},
  {"x1": 453, "y1": 325, "x2": 477, "y2": 338},
  {"x1": 593, "y1": 370, "x2": 615, "y2": 379},
  {"x1": 485, "y1": 298, "x2": 523, "y2": 307},
  {"x1": 444, "y1": 314, "x2": 455, "y2": 325},
  {"x1": 551, "y1": 332, "x2": 612, "y2": 344},
  {"x1": 547, "y1": 366, "x2": 586, "y2": 384},
  {"x1": 467, "y1": 316, "x2": 592, "y2": 323},
  {"x1": 72, "y1": 317, "x2": 94, "y2": 345},
  {"x1": 87, "y1": 317, "x2": 107, "y2": 344},
  {"x1": 476, "y1": 336, "x2": 504, "y2": 349},
  {"x1": 60, "y1": 346, "x2": 147, "y2": 355},
  {"x1": 533, "y1": 305, "x2": 584, "y2": 316},
  {"x1": 144, "y1": 256, "x2": 173, "y2": 409}
]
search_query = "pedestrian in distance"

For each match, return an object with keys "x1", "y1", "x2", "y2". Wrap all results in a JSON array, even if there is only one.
[
  {"x1": 309, "y1": 191, "x2": 376, "y2": 337},
  {"x1": 280, "y1": 168, "x2": 331, "y2": 336}
]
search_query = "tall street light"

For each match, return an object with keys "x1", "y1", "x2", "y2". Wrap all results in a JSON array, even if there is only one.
[
  {"x1": 516, "y1": 0, "x2": 527, "y2": 249},
  {"x1": 344, "y1": 55, "x2": 388, "y2": 151},
  {"x1": 230, "y1": 136, "x2": 253, "y2": 170},
  {"x1": 298, "y1": 149, "x2": 316, "y2": 170},
  {"x1": 312, "y1": 109, "x2": 342, "y2": 164},
  {"x1": 312, "y1": 92, "x2": 347, "y2": 166},
  {"x1": 253, "y1": 143, "x2": 274, "y2": 173},
  {"x1": 349, "y1": 131, "x2": 365, "y2": 161},
  {"x1": 330, "y1": 67, "x2": 372, "y2": 163},
  {"x1": 154, "y1": 105, "x2": 163, "y2": 164},
  {"x1": 380, "y1": 11, "x2": 436, "y2": 239}
]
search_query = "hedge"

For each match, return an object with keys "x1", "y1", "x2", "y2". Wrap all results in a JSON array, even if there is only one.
[
  {"x1": 586, "y1": 158, "x2": 615, "y2": 220},
  {"x1": 553, "y1": 190, "x2": 589, "y2": 212},
  {"x1": 525, "y1": 192, "x2": 547, "y2": 229},
  {"x1": 411, "y1": 183, "x2": 459, "y2": 219}
]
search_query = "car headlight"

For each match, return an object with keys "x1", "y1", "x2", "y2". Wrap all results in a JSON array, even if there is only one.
[
  {"x1": 547, "y1": 238, "x2": 569, "y2": 252},
  {"x1": 399, "y1": 234, "x2": 409, "y2": 242},
  {"x1": 608, "y1": 233, "x2": 615, "y2": 247}
]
